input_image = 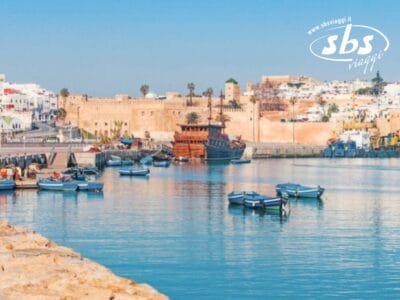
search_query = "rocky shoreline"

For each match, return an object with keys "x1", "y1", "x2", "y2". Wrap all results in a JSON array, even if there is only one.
[{"x1": 0, "y1": 221, "x2": 167, "y2": 299}]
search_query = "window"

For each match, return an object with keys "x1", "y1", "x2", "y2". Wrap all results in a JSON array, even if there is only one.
[
  {"x1": 95, "y1": 122, "x2": 98, "y2": 126},
  {"x1": 104, "y1": 122, "x2": 108, "y2": 126}
]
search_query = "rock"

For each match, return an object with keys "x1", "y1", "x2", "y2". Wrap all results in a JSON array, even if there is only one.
[{"x1": 0, "y1": 221, "x2": 168, "y2": 299}]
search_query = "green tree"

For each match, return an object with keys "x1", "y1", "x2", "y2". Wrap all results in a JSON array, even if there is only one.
[
  {"x1": 140, "y1": 84, "x2": 149, "y2": 97},
  {"x1": 186, "y1": 112, "x2": 200, "y2": 124},
  {"x1": 316, "y1": 93, "x2": 327, "y2": 115},
  {"x1": 215, "y1": 113, "x2": 230, "y2": 125},
  {"x1": 327, "y1": 103, "x2": 339, "y2": 117},
  {"x1": 187, "y1": 82, "x2": 195, "y2": 106},
  {"x1": 228, "y1": 100, "x2": 241, "y2": 109},
  {"x1": 371, "y1": 71, "x2": 385, "y2": 96},
  {"x1": 111, "y1": 120, "x2": 123, "y2": 139},
  {"x1": 59, "y1": 88, "x2": 70, "y2": 98},
  {"x1": 56, "y1": 108, "x2": 67, "y2": 120},
  {"x1": 249, "y1": 95, "x2": 259, "y2": 142}
]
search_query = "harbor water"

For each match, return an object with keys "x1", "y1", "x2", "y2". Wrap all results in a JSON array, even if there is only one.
[{"x1": 1, "y1": 159, "x2": 400, "y2": 299}]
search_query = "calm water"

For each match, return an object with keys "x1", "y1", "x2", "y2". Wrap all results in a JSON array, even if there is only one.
[{"x1": 2, "y1": 159, "x2": 400, "y2": 299}]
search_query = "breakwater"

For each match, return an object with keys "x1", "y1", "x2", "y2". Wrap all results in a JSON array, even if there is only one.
[
  {"x1": 245, "y1": 143, "x2": 324, "y2": 159},
  {"x1": 0, "y1": 221, "x2": 167, "y2": 299}
]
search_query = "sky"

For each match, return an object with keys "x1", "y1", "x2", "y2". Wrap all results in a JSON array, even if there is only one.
[{"x1": 0, "y1": 0, "x2": 398, "y2": 96}]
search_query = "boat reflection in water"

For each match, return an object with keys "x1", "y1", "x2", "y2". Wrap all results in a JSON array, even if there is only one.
[
  {"x1": 287, "y1": 196, "x2": 324, "y2": 210},
  {"x1": 228, "y1": 203, "x2": 290, "y2": 221},
  {"x1": 86, "y1": 191, "x2": 104, "y2": 201},
  {"x1": 0, "y1": 190, "x2": 17, "y2": 207},
  {"x1": 37, "y1": 190, "x2": 79, "y2": 202}
]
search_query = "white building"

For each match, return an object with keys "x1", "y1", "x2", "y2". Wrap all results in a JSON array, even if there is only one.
[{"x1": 0, "y1": 74, "x2": 57, "y2": 119}]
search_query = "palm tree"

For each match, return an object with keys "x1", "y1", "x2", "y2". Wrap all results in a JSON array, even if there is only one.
[
  {"x1": 249, "y1": 95, "x2": 259, "y2": 142},
  {"x1": 203, "y1": 88, "x2": 213, "y2": 123},
  {"x1": 186, "y1": 112, "x2": 200, "y2": 124},
  {"x1": 187, "y1": 82, "x2": 195, "y2": 106},
  {"x1": 60, "y1": 88, "x2": 70, "y2": 98},
  {"x1": 59, "y1": 88, "x2": 69, "y2": 109},
  {"x1": 140, "y1": 84, "x2": 149, "y2": 98},
  {"x1": 215, "y1": 113, "x2": 230, "y2": 125}
]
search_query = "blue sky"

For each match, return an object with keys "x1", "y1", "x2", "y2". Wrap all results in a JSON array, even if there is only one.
[{"x1": 0, "y1": 0, "x2": 398, "y2": 96}]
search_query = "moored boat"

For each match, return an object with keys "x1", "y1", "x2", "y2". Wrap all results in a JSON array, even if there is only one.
[
  {"x1": 119, "y1": 167, "x2": 150, "y2": 176},
  {"x1": 228, "y1": 191, "x2": 258, "y2": 205},
  {"x1": 153, "y1": 160, "x2": 171, "y2": 167},
  {"x1": 106, "y1": 156, "x2": 122, "y2": 167},
  {"x1": 276, "y1": 183, "x2": 324, "y2": 198},
  {"x1": 75, "y1": 181, "x2": 104, "y2": 192},
  {"x1": 0, "y1": 179, "x2": 16, "y2": 190},
  {"x1": 37, "y1": 179, "x2": 78, "y2": 191},
  {"x1": 140, "y1": 155, "x2": 153, "y2": 165},
  {"x1": 121, "y1": 159, "x2": 134, "y2": 166},
  {"x1": 230, "y1": 159, "x2": 251, "y2": 164},
  {"x1": 174, "y1": 156, "x2": 189, "y2": 163}
]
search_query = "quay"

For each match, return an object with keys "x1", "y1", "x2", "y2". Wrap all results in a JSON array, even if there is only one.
[{"x1": 0, "y1": 221, "x2": 167, "y2": 299}]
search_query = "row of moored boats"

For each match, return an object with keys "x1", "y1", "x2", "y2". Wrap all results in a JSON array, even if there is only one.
[{"x1": 228, "y1": 183, "x2": 324, "y2": 210}]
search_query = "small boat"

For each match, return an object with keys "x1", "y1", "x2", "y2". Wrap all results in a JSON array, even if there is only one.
[
  {"x1": 0, "y1": 179, "x2": 16, "y2": 190},
  {"x1": 174, "y1": 156, "x2": 189, "y2": 163},
  {"x1": 276, "y1": 183, "x2": 299, "y2": 196},
  {"x1": 228, "y1": 191, "x2": 258, "y2": 205},
  {"x1": 106, "y1": 155, "x2": 122, "y2": 167},
  {"x1": 62, "y1": 166, "x2": 99, "y2": 176},
  {"x1": 140, "y1": 155, "x2": 153, "y2": 165},
  {"x1": 153, "y1": 160, "x2": 171, "y2": 167},
  {"x1": 119, "y1": 167, "x2": 150, "y2": 176},
  {"x1": 276, "y1": 183, "x2": 324, "y2": 198},
  {"x1": 121, "y1": 159, "x2": 134, "y2": 166},
  {"x1": 244, "y1": 193, "x2": 285, "y2": 209},
  {"x1": 230, "y1": 159, "x2": 251, "y2": 164},
  {"x1": 75, "y1": 181, "x2": 104, "y2": 192},
  {"x1": 37, "y1": 179, "x2": 78, "y2": 191}
]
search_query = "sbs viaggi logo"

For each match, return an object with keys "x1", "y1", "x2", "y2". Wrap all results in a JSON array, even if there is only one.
[{"x1": 308, "y1": 16, "x2": 389, "y2": 74}]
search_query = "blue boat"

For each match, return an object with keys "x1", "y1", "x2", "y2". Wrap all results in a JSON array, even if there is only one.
[
  {"x1": 276, "y1": 183, "x2": 299, "y2": 196},
  {"x1": 0, "y1": 179, "x2": 15, "y2": 190},
  {"x1": 228, "y1": 191, "x2": 285, "y2": 209},
  {"x1": 276, "y1": 183, "x2": 324, "y2": 198},
  {"x1": 244, "y1": 193, "x2": 284, "y2": 209},
  {"x1": 230, "y1": 159, "x2": 251, "y2": 164},
  {"x1": 119, "y1": 167, "x2": 150, "y2": 176},
  {"x1": 140, "y1": 155, "x2": 153, "y2": 165},
  {"x1": 37, "y1": 179, "x2": 78, "y2": 191},
  {"x1": 106, "y1": 155, "x2": 122, "y2": 167},
  {"x1": 153, "y1": 160, "x2": 170, "y2": 167},
  {"x1": 228, "y1": 191, "x2": 259, "y2": 205},
  {"x1": 121, "y1": 159, "x2": 134, "y2": 166},
  {"x1": 75, "y1": 181, "x2": 104, "y2": 192}
]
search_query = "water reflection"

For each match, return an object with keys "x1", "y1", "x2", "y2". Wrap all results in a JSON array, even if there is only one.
[
  {"x1": 2, "y1": 159, "x2": 400, "y2": 299},
  {"x1": 228, "y1": 204, "x2": 290, "y2": 222}
]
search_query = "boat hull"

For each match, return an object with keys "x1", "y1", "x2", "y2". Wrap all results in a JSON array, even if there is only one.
[
  {"x1": 206, "y1": 144, "x2": 245, "y2": 160},
  {"x1": 277, "y1": 183, "x2": 324, "y2": 198},
  {"x1": 230, "y1": 159, "x2": 251, "y2": 164},
  {"x1": 119, "y1": 168, "x2": 150, "y2": 176},
  {"x1": 0, "y1": 180, "x2": 16, "y2": 190},
  {"x1": 38, "y1": 180, "x2": 78, "y2": 191}
]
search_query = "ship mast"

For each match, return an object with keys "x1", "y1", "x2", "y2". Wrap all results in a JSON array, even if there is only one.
[
  {"x1": 208, "y1": 93, "x2": 212, "y2": 125},
  {"x1": 219, "y1": 90, "x2": 225, "y2": 128}
]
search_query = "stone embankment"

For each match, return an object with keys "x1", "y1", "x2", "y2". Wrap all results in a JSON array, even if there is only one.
[{"x1": 0, "y1": 221, "x2": 167, "y2": 300}]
